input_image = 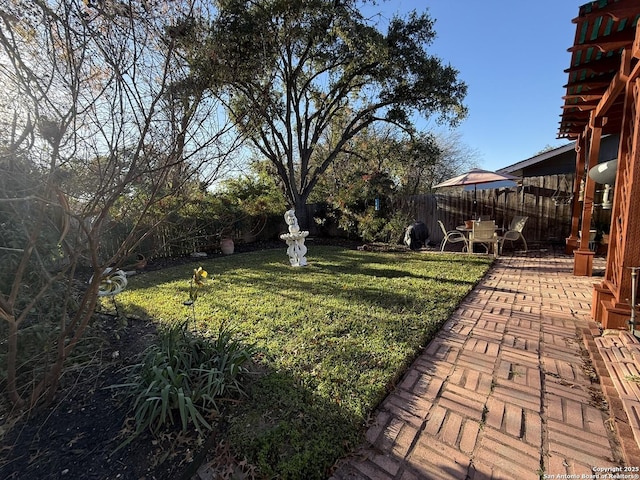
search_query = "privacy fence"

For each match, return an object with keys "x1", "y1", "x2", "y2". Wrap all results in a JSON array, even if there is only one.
[{"x1": 399, "y1": 174, "x2": 577, "y2": 248}]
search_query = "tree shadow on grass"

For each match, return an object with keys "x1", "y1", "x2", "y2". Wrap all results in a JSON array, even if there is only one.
[
  {"x1": 0, "y1": 303, "x2": 371, "y2": 480},
  {"x1": 220, "y1": 368, "x2": 365, "y2": 480},
  {"x1": 119, "y1": 247, "x2": 487, "y2": 334},
  {"x1": 68, "y1": 246, "x2": 492, "y2": 478}
]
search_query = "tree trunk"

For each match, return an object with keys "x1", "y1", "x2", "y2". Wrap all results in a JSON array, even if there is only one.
[{"x1": 293, "y1": 196, "x2": 310, "y2": 231}]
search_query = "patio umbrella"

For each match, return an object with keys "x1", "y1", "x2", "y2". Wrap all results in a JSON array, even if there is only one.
[
  {"x1": 462, "y1": 179, "x2": 517, "y2": 191},
  {"x1": 433, "y1": 168, "x2": 519, "y2": 218}
]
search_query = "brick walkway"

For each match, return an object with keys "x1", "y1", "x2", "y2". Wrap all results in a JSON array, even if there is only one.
[{"x1": 331, "y1": 253, "x2": 640, "y2": 480}]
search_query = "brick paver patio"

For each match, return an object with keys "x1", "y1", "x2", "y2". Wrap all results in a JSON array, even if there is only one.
[{"x1": 331, "y1": 252, "x2": 640, "y2": 480}]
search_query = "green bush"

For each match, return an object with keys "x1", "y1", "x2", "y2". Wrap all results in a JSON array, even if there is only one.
[
  {"x1": 116, "y1": 322, "x2": 256, "y2": 441},
  {"x1": 357, "y1": 208, "x2": 413, "y2": 244}
]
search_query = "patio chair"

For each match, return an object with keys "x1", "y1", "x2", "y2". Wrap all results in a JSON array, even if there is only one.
[
  {"x1": 469, "y1": 220, "x2": 499, "y2": 257},
  {"x1": 498, "y1": 215, "x2": 528, "y2": 254},
  {"x1": 438, "y1": 220, "x2": 468, "y2": 252}
]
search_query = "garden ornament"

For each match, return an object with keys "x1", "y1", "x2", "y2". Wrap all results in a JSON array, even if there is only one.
[
  {"x1": 90, "y1": 268, "x2": 128, "y2": 297},
  {"x1": 280, "y1": 208, "x2": 309, "y2": 266}
]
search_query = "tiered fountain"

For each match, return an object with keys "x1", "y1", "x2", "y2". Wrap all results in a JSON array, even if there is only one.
[{"x1": 280, "y1": 209, "x2": 309, "y2": 267}]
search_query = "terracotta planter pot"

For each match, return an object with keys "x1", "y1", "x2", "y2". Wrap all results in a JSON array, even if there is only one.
[
  {"x1": 135, "y1": 254, "x2": 147, "y2": 270},
  {"x1": 464, "y1": 220, "x2": 474, "y2": 229},
  {"x1": 220, "y1": 238, "x2": 234, "y2": 255}
]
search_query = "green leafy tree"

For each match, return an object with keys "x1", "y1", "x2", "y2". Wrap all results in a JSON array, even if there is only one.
[
  {"x1": 311, "y1": 125, "x2": 478, "y2": 241},
  {"x1": 203, "y1": 0, "x2": 468, "y2": 227},
  {"x1": 218, "y1": 161, "x2": 288, "y2": 219}
]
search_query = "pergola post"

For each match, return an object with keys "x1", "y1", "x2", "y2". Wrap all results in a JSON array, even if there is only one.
[
  {"x1": 593, "y1": 71, "x2": 640, "y2": 329},
  {"x1": 573, "y1": 119, "x2": 601, "y2": 276},
  {"x1": 565, "y1": 137, "x2": 585, "y2": 254}
]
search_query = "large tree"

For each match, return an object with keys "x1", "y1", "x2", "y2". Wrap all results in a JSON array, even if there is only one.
[
  {"x1": 205, "y1": 0, "x2": 468, "y2": 227},
  {"x1": 399, "y1": 130, "x2": 480, "y2": 195},
  {"x1": 310, "y1": 125, "x2": 478, "y2": 240}
]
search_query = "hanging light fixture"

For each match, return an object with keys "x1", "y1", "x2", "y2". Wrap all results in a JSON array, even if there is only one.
[
  {"x1": 588, "y1": 159, "x2": 617, "y2": 210},
  {"x1": 588, "y1": 159, "x2": 617, "y2": 184}
]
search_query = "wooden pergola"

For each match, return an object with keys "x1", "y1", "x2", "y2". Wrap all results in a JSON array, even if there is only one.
[{"x1": 559, "y1": 1, "x2": 640, "y2": 330}]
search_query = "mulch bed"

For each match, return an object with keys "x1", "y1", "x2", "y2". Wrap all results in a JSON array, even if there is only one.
[{"x1": 0, "y1": 315, "x2": 183, "y2": 480}]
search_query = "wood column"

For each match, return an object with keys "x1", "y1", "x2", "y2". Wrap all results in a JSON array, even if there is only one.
[
  {"x1": 573, "y1": 120, "x2": 601, "y2": 276},
  {"x1": 566, "y1": 137, "x2": 586, "y2": 254}
]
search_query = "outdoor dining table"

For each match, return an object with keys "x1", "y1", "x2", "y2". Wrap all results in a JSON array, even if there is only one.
[
  {"x1": 456, "y1": 223, "x2": 504, "y2": 234},
  {"x1": 456, "y1": 223, "x2": 502, "y2": 255}
]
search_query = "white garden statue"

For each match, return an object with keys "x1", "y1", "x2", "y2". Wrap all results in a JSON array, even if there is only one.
[{"x1": 280, "y1": 208, "x2": 309, "y2": 267}]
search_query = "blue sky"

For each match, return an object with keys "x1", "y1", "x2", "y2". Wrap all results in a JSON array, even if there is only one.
[{"x1": 373, "y1": 0, "x2": 582, "y2": 171}]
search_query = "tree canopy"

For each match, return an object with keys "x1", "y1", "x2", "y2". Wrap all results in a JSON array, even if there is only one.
[{"x1": 203, "y1": 0, "x2": 468, "y2": 226}]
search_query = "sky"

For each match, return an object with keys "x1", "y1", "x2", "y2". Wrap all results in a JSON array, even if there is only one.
[{"x1": 371, "y1": 0, "x2": 583, "y2": 171}]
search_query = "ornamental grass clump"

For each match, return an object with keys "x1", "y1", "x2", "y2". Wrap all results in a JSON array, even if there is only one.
[{"x1": 115, "y1": 321, "x2": 256, "y2": 447}]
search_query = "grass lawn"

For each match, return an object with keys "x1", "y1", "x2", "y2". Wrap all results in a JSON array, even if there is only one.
[{"x1": 117, "y1": 245, "x2": 493, "y2": 479}]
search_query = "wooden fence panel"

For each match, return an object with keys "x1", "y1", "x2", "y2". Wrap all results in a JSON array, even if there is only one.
[
  {"x1": 398, "y1": 174, "x2": 575, "y2": 248},
  {"x1": 396, "y1": 195, "x2": 439, "y2": 243}
]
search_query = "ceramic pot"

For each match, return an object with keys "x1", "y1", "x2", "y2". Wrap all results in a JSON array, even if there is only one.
[
  {"x1": 135, "y1": 253, "x2": 147, "y2": 270},
  {"x1": 220, "y1": 238, "x2": 234, "y2": 255}
]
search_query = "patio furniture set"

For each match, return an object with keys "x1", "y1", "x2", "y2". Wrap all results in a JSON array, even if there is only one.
[{"x1": 438, "y1": 216, "x2": 528, "y2": 257}]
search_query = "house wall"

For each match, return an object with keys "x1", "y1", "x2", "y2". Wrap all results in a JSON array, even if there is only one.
[
  {"x1": 501, "y1": 135, "x2": 620, "y2": 178},
  {"x1": 518, "y1": 150, "x2": 576, "y2": 177}
]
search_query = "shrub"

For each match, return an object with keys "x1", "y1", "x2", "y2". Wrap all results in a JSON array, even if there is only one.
[
  {"x1": 116, "y1": 321, "x2": 256, "y2": 443},
  {"x1": 357, "y1": 208, "x2": 413, "y2": 244}
]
